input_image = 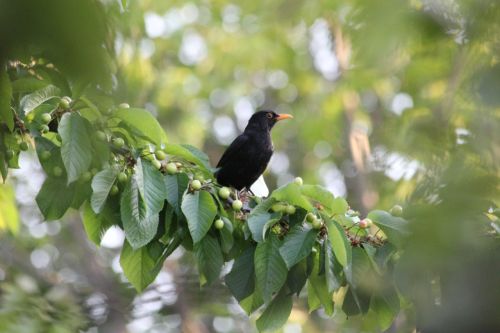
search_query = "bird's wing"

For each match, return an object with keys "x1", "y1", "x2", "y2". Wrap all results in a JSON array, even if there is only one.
[{"x1": 216, "y1": 133, "x2": 250, "y2": 168}]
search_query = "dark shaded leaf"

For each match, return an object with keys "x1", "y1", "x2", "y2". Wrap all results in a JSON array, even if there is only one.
[
  {"x1": 254, "y1": 233, "x2": 288, "y2": 302},
  {"x1": 195, "y1": 233, "x2": 223, "y2": 285},
  {"x1": 256, "y1": 291, "x2": 293, "y2": 333},
  {"x1": 225, "y1": 246, "x2": 256, "y2": 301},
  {"x1": 279, "y1": 224, "x2": 317, "y2": 269}
]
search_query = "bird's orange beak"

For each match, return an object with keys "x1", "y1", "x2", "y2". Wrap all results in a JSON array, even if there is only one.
[{"x1": 276, "y1": 113, "x2": 293, "y2": 121}]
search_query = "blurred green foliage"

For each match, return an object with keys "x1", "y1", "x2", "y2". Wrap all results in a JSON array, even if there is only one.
[{"x1": 0, "y1": 0, "x2": 499, "y2": 332}]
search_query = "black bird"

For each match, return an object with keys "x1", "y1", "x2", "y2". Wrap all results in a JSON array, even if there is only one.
[{"x1": 215, "y1": 110, "x2": 293, "y2": 191}]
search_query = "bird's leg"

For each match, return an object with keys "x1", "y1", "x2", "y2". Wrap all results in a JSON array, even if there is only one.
[{"x1": 238, "y1": 189, "x2": 253, "y2": 213}]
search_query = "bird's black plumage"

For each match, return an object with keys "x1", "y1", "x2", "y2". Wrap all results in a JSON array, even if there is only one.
[{"x1": 215, "y1": 110, "x2": 293, "y2": 190}]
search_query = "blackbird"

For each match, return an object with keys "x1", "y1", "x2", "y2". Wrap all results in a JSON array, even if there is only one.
[{"x1": 215, "y1": 110, "x2": 293, "y2": 191}]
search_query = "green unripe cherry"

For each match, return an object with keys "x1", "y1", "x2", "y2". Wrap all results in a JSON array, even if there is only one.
[
  {"x1": 40, "y1": 150, "x2": 51, "y2": 160},
  {"x1": 232, "y1": 199, "x2": 243, "y2": 211},
  {"x1": 191, "y1": 179, "x2": 202, "y2": 190},
  {"x1": 306, "y1": 212, "x2": 316, "y2": 223},
  {"x1": 53, "y1": 166, "x2": 63, "y2": 177},
  {"x1": 118, "y1": 103, "x2": 130, "y2": 109},
  {"x1": 41, "y1": 113, "x2": 52, "y2": 124},
  {"x1": 112, "y1": 137, "x2": 125, "y2": 148},
  {"x1": 271, "y1": 203, "x2": 286, "y2": 213},
  {"x1": 19, "y1": 142, "x2": 29, "y2": 151},
  {"x1": 118, "y1": 172, "x2": 128, "y2": 183},
  {"x1": 312, "y1": 218, "x2": 322, "y2": 229},
  {"x1": 81, "y1": 171, "x2": 92, "y2": 182},
  {"x1": 96, "y1": 131, "x2": 107, "y2": 141},
  {"x1": 110, "y1": 185, "x2": 119, "y2": 195},
  {"x1": 390, "y1": 205, "x2": 403, "y2": 217},
  {"x1": 218, "y1": 187, "x2": 230, "y2": 199},
  {"x1": 166, "y1": 162, "x2": 178, "y2": 174},
  {"x1": 293, "y1": 177, "x2": 303, "y2": 186},
  {"x1": 154, "y1": 150, "x2": 166, "y2": 160},
  {"x1": 152, "y1": 159, "x2": 162, "y2": 170},
  {"x1": 214, "y1": 219, "x2": 224, "y2": 230},
  {"x1": 59, "y1": 96, "x2": 71, "y2": 109},
  {"x1": 39, "y1": 124, "x2": 49, "y2": 133},
  {"x1": 285, "y1": 205, "x2": 296, "y2": 215}
]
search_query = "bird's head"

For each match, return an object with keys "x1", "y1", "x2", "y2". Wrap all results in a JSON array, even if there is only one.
[{"x1": 245, "y1": 110, "x2": 293, "y2": 132}]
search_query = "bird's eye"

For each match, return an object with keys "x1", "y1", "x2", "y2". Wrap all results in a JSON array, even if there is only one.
[{"x1": 266, "y1": 113, "x2": 273, "y2": 119}]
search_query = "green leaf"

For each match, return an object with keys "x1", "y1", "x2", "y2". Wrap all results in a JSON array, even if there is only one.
[
  {"x1": 325, "y1": 217, "x2": 351, "y2": 268},
  {"x1": 0, "y1": 184, "x2": 19, "y2": 234},
  {"x1": 36, "y1": 177, "x2": 76, "y2": 221},
  {"x1": 219, "y1": 216, "x2": 234, "y2": 253},
  {"x1": 286, "y1": 260, "x2": 308, "y2": 296},
  {"x1": 308, "y1": 250, "x2": 334, "y2": 315},
  {"x1": 81, "y1": 201, "x2": 113, "y2": 245},
  {"x1": 254, "y1": 233, "x2": 288, "y2": 302},
  {"x1": 301, "y1": 184, "x2": 335, "y2": 210},
  {"x1": 136, "y1": 158, "x2": 167, "y2": 214},
  {"x1": 307, "y1": 280, "x2": 321, "y2": 312},
  {"x1": 164, "y1": 173, "x2": 189, "y2": 216},
  {"x1": 247, "y1": 197, "x2": 277, "y2": 242},
  {"x1": 195, "y1": 234, "x2": 224, "y2": 285},
  {"x1": 279, "y1": 224, "x2": 317, "y2": 269},
  {"x1": 0, "y1": 68, "x2": 14, "y2": 131},
  {"x1": 11, "y1": 77, "x2": 49, "y2": 93},
  {"x1": 367, "y1": 210, "x2": 409, "y2": 247},
  {"x1": 332, "y1": 198, "x2": 349, "y2": 215},
  {"x1": 271, "y1": 182, "x2": 313, "y2": 211},
  {"x1": 34, "y1": 136, "x2": 63, "y2": 175},
  {"x1": 120, "y1": 240, "x2": 163, "y2": 292},
  {"x1": 181, "y1": 190, "x2": 217, "y2": 243},
  {"x1": 20, "y1": 84, "x2": 60, "y2": 114},
  {"x1": 165, "y1": 144, "x2": 213, "y2": 175},
  {"x1": 256, "y1": 291, "x2": 293, "y2": 333},
  {"x1": 323, "y1": 240, "x2": 341, "y2": 293},
  {"x1": 114, "y1": 107, "x2": 167, "y2": 146},
  {"x1": 370, "y1": 289, "x2": 400, "y2": 331},
  {"x1": 90, "y1": 168, "x2": 118, "y2": 213},
  {"x1": 180, "y1": 144, "x2": 213, "y2": 172},
  {"x1": 59, "y1": 113, "x2": 92, "y2": 183},
  {"x1": 240, "y1": 291, "x2": 264, "y2": 315},
  {"x1": 342, "y1": 286, "x2": 371, "y2": 316},
  {"x1": 121, "y1": 177, "x2": 159, "y2": 249},
  {"x1": 71, "y1": 180, "x2": 92, "y2": 209},
  {"x1": 225, "y1": 247, "x2": 255, "y2": 301}
]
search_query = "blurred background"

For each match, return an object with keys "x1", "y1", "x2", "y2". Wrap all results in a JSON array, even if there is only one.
[{"x1": 0, "y1": 0, "x2": 499, "y2": 332}]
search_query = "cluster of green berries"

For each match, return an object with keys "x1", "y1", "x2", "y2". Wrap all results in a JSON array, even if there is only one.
[{"x1": 306, "y1": 212, "x2": 323, "y2": 229}]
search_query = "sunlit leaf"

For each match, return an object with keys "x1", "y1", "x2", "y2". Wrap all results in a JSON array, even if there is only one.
[
  {"x1": 325, "y1": 217, "x2": 351, "y2": 268},
  {"x1": 114, "y1": 107, "x2": 167, "y2": 146},
  {"x1": 59, "y1": 112, "x2": 92, "y2": 183},
  {"x1": 181, "y1": 190, "x2": 217, "y2": 243},
  {"x1": 121, "y1": 176, "x2": 159, "y2": 249},
  {"x1": 20, "y1": 84, "x2": 60, "y2": 114},
  {"x1": 90, "y1": 168, "x2": 118, "y2": 214},
  {"x1": 120, "y1": 240, "x2": 163, "y2": 292}
]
